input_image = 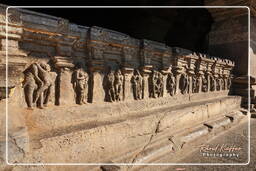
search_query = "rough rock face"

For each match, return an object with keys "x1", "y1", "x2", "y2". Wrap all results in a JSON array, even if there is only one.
[{"x1": 0, "y1": 4, "x2": 246, "y2": 170}]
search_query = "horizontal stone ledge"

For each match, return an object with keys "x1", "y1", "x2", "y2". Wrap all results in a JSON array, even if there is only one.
[{"x1": 15, "y1": 95, "x2": 241, "y2": 163}]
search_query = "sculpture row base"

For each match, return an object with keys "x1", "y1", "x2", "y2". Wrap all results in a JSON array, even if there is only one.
[{"x1": 0, "y1": 91, "x2": 244, "y2": 167}]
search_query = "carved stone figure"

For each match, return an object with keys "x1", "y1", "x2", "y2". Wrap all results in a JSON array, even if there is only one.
[
  {"x1": 216, "y1": 77, "x2": 220, "y2": 91},
  {"x1": 103, "y1": 68, "x2": 116, "y2": 102},
  {"x1": 149, "y1": 70, "x2": 164, "y2": 98},
  {"x1": 72, "y1": 65, "x2": 88, "y2": 105},
  {"x1": 23, "y1": 62, "x2": 54, "y2": 109},
  {"x1": 210, "y1": 75, "x2": 215, "y2": 91},
  {"x1": 22, "y1": 65, "x2": 39, "y2": 109},
  {"x1": 202, "y1": 75, "x2": 208, "y2": 92},
  {"x1": 167, "y1": 72, "x2": 176, "y2": 96},
  {"x1": 131, "y1": 69, "x2": 143, "y2": 100},
  {"x1": 192, "y1": 75, "x2": 198, "y2": 93},
  {"x1": 149, "y1": 70, "x2": 157, "y2": 98},
  {"x1": 33, "y1": 63, "x2": 54, "y2": 107},
  {"x1": 227, "y1": 76, "x2": 232, "y2": 90},
  {"x1": 179, "y1": 73, "x2": 189, "y2": 94},
  {"x1": 114, "y1": 69, "x2": 124, "y2": 101},
  {"x1": 157, "y1": 72, "x2": 164, "y2": 97}
]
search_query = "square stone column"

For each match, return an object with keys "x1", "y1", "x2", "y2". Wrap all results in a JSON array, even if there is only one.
[
  {"x1": 122, "y1": 67, "x2": 134, "y2": 101},
  {"x1": 141, "y1": 65, "x2": 152, "y2": 99},
  {"x1": 89, "y1": 71, "x2": 105, "y2": 103},
  {"x1": 56, "y1": 68, "x2": 75, "y2": 105}
]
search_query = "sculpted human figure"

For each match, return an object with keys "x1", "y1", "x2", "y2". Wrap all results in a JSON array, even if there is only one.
[
  {"x1": 72, "y1": 65, "x2": 88, "y2": 105},
  {"x1": 103, "y1": 68, "x2": 116, "y2": 102},
  {"x1": 131, "y1": 69, "x2": 143, "y2": 100},
  {"x1": 210, "y1": 75, "x2": 215, "y2": 91},
  {"x1": 157, "y1": 71, "x2": 164, "y2": 97},
  {"x1": 33, "y1": 62, "x2": 54, "y2": 108},
  {"x1": 22, "y1": 64, "x2": 39, "y2": 109},
  {"x1": 149, "y1": 70, "x2": 158, "y2": 98},
  {"x1": 114, "y1": 69, "x2": 124, "y2": 101},
  {"x1": 192, "y1": 75, "x2": 198, "y2": 93},
  {"x1": 179, "y1": 73, "x2": 188, "y2": 94},
  {"x1": 202, "y1": 75, "x2": 208, "y2": 92},
  {"x1": 227, "y1": 76, "x2": 232, "y2": 90},
  {"x1": 167, "y1": 72, "x2": 176, "y2": 96}
]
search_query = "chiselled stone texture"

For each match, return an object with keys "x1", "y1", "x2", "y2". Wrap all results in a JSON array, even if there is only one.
[{"x1": 0, "y1": 5, "x2": 243, "y2": 166}]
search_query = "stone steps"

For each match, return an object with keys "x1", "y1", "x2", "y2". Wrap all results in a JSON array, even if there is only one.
[{"x1": 132, "y1": 110, "x2": 246, "y2": 171}]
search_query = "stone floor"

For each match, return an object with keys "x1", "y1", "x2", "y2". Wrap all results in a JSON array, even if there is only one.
[{"x1": 146, "y1": 115, "x2": 256, "y2": 171}]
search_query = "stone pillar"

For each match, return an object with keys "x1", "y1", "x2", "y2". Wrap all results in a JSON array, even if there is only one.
[
  {"x1": 56, "y1": 68, "x2": 75, "y2": 105},
  {"x1": 141, "y1": 65, "x2": 152, "y2": 99},
  {"x1": 90, "y1": 71, "x2": 105, "y2": 103},
  {"x1": 198, "y1": 76, "x2": 203, "y2": 93},
  {"x1": 175, "y1": 74, "x2": 181, "y2": 95},
  {"x1": 122, "y1": 68, "x2": 134, "y2": 101},
  {"x1": 162, "y1": 74, "x2": 168, "y2": 97},
  {"x1": 188, "y1": 75, "x2": 193, "y2": 94}
]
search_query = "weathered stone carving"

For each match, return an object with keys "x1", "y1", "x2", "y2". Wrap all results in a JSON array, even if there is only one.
[
  {"x1": 209, "y1": 75, "x2": 216, "y2": 91},
  {"x1": 103, "y1": 67, "x2": 124, "y2": 102},
  {"x1": 202, "y1": 74, "x2": 208, "y2": 92},
  {"x1": 192, "y1": 75, "x2": 199, "y2": 93},
  {"x1": 103, "y1": 68, "x2": 115, "y2": 102},
  {"x1": 227, "y1": 76, "x2": 232, "y2": 90},
  {"x1": 166, "y1": 72, "x2": 176, "y2": 96},
  {"x1": 114, "y1": 69, "x2": 124, "y2": 101},
  {"x1": 23, "y1": 62, "x2": 54, "y2": 109},
  {"x1": 149, "y1": 70, "x2": 164, "y2": 98},
  {"x1": 179, "y1": 73, "x2": 189, "y2": 94},
  {"x1": 131, "y1": 69, "x2": 143, "y2": 100},
  {"x1": 72, "y1": 64, "x2": 88, "y2": 105}
]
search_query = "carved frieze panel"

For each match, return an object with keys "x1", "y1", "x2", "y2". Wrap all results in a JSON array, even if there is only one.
[{"x1": 22, "y1": 62, "x2": 56, "y2": 109}]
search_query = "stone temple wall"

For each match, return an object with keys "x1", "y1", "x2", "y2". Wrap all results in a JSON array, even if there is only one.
[
  {"x1": 0, "y1": 5, "x2": 244, "y2": 167},
  {"x1": 0, "y1": 6, "x2": 235, "y2": 108}
]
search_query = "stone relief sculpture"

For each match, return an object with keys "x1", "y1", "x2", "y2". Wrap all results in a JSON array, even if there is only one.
[
  {"x1": 149, "y1": 70, "x2": 164, "y2": 98},
  {"x1": 103, "y1": 67, "x2": 124, "y2": 102},
  {"x1": 114, "y1": 69, "x2": 124, "y2": 101},
  {"x1": 131, "y1": 69, "x2": 143, "y2": 100},
  {"x1": 167, "y1": 72, "x2": 176, "y2": 96},
  {"x1": 192, "y1": 75, "x2": 198, "y2": 93},
  {"x1": 202, "y1": 75, "x2": 208, "y2": 92},
  {"x1": 179, "y1": 73, "x2": 189, "y2": 94},
  {"x1": 72, "y1": 64, "x2": 88, "y2": 105},
  {"x1": 216, "y1": 77, "x2": 220, "y2": 91},
  {"x1": 210, "y1": 75, "x2": 215, "y2": 91},
  {"x1": 103, "y1": 68, "x2": 116, "y2": 102},
  {"x1": 23, "y1": 62, "x2": 55, "y2": 109},
  {"x1": 227, "y1": 76, "x2": 232, "y2": 90}
]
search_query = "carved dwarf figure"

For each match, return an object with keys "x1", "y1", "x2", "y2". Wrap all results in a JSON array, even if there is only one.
[
  {"x1": 114, "y1": 69, "x2": 124, "y2": 101},
  {"x1": 131, "y1": 69, "x2": 143, "y2": 100},
  {"x1": 72, "y1": 65, "x2": 88, "y2": 105},
  {"x1": 167, "y1": 72, "x2": 176, "y2": 96}
]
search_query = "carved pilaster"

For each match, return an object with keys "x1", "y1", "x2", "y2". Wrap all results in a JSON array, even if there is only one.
[
  {"x1": 54, "y1": 56, "x2": 75, "y2": 105},
  {"x1": 122, "y1": 67, "x2": 134, "y2": 101},
  {"x1": 141, "y1": 65, "x2": 152, "y2": 99}
]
